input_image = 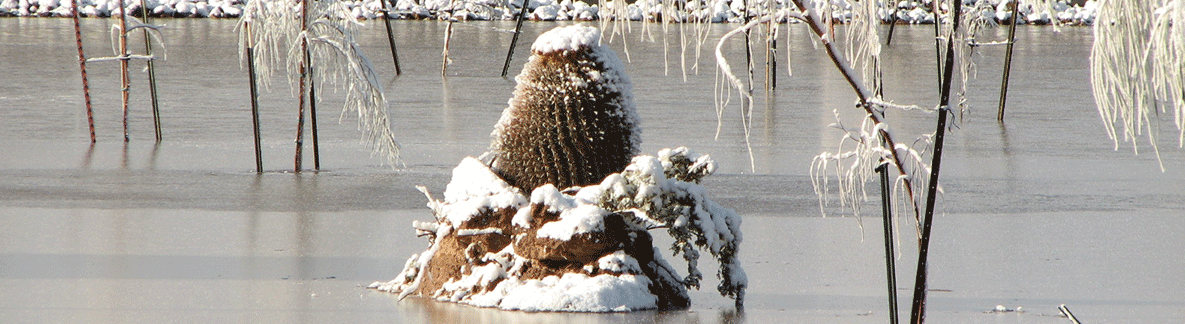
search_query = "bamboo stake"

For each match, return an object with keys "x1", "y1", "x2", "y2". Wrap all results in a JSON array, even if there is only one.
[
  {"x1": 878, "y1": 163, "x2": 900, "y2": 324},
  {"x1": 246, "y1": 21, "x2": 263, "y2": 173},
  {"x1": 295, "y1": 0, "x2": 310, "y2": 172},
  {"x1": 501, "y1": 0, "x2": 531, "y2": 78},
  {"x1": 381, "y1": 0, "x2": 402, "y2": 75},
  {"x1": 909, "y1": 1, "x2": 962, "y2": 323},
  {"x1": 71, "y1": 0, "x2": 96, "y2": 143},
  {"x1": 139, "y1": 0, "x2": 162, "y2": 141},
  {"x1": 997, "y1": 0, "x2": 1019, "y2": 122},
  {"x1": 118, "y1": 0, "x2": 130, "y2": 142}
]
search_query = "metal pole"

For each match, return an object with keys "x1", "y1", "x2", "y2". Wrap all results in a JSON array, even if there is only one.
[
  {"x1": 997, "y1": 0, "x2": 1019, "y2": 122},
  {"x1": 71, "y1": 0, "x2": 96, "y2": 143},
  {"x1": 878, "y1": 163, "x2": 900, "y2": 324},
  {"x1": 246, "y1": 22, "x2": 263, "y2": 173},
  {"x1": 381, "y1": 0, "x2": 402, "y2": 75},
  {"x1": 139, "y1": 0, "x2": 162, "y2": 141},
  {"x1": 501, "y1": 0, "x2": 531, "y2": 78}
]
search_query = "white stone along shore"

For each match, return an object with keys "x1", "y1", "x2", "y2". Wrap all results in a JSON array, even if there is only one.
[{"x1": 2, "y1": 0, "x2": 1099, "y2": 26}]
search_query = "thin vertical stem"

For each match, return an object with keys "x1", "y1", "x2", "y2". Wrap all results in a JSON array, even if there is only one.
[
  {"x1": 139, "y1": 0, "x2": 161, "y2": 142},
  {"x1": 501, "y1": 0, "x2": 531, "y2": 78},
  {"x1": 885, "y1": 0, "x2": 900, "y2": 46},
  {"x1": 997, "y1": 0, "x2": 1019, "y2": 122},
  {"x1": 310, "y1": 65, "x2": 320, "y2": 171},
  {"x1": 382, "y1": 0, "x2": 402, "y2": 75},
  {"x1": 909, "y1": 1, "x2": 962, "y2": 323},
  {"x1": 71, "y1": 0, "x2": 96, "y2": 143},
  {"x1": 246, "y1": 22, "x2": 263, "y2": 173},
  {"x1": 743, "y1": 0, "x2": 752, "y2": 95},
  {"x1": 118, "y1": 0, "x2": 130, "y2": 142},
  {"x1": 765, "y1": 2, "x2": 775, "y2": 91},
  {"x1": 878, "y1": 163, "x2": 900, "y2": 324},
  {"x1": 442, "y1": 18, "x2": 455, "y2": 77},
  {"x1": 295, "y1": 0, "x2": 309, "y2": 172},
  {"x1": 932, "y1": 0, "x2": 942, "y2": 94}
]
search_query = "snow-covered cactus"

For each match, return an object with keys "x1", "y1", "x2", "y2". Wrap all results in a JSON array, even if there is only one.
[
  {"x1": 490, "y1": 24, "x2": 641, "y2": 192},
  {"x1": 370, "y1": 147, "x2": 746, "y2": 311}
]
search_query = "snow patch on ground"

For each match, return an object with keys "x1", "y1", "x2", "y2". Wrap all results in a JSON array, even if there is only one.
[
  {"x1": 371, "y1": 146, "x2": 745, "y2": 312},
  {"x1": 483, "y1": 273, "x2": 658, "y2": 312}
]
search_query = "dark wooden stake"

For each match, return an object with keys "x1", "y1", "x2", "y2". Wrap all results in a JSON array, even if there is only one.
[
  {"x1": 501, "y1": 0, "x2": 531, "y2": 78},
  {"x1": 246, "y1": 22, "x2": 263, "y2": 173},
  {"x1": 909, "y1": 1, "x2": 962, "y2": 323},
  {"x1": 878, "y1": 163, "x2": 900, "y2": 324},
  {"x1": 997, "y1": 0, "x2": 1019, "y2": 122},
  {"x1": 71, "y1": 0, "x2": 96, "y2": 143},
  {"x1": 118, "y1": 0, "x2": 130, "y2": 142},
  {"x1": 139, "y1": 0, "x2": 162, "y2": 141},
  {"x1": 381, "y1": 0, "x2": 402, "y2": 75}
]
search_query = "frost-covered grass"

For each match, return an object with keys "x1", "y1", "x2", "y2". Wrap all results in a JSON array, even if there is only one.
[
  {"x1": 1091, "y1": 0, "x2": 1185, "y2": 171},
  {"x1": 3, "y1": 0, "x2": 1100, "y2": 26}
]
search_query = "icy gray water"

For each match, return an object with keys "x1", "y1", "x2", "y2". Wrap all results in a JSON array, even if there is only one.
[{"x1": 2, "y1": 17, "x2": 1184, "y2": 323}]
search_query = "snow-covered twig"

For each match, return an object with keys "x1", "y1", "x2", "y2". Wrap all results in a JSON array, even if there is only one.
[
  {"x1": 788, "y1": 0, "x2": 924, "y2": 221},
  {"x1": 86, "y1": 54, "x2": 158, "y2": 63}
]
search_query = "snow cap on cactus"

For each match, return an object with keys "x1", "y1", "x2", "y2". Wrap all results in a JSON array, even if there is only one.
[{"x1": 531, "y1": 24, "x2": 601, "y2": 54}]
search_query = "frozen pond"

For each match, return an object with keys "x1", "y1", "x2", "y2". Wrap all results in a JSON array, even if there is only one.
[{"x1": 2, "y1": 17, "x2": 1184, "y2": 323}]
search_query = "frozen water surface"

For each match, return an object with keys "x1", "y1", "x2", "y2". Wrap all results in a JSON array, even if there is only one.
[{"x1": 2, "y1": 18, "x2": 1184, "y2": 323}]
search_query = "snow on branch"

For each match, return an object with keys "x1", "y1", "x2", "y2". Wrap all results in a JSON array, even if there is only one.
[
  {"x1": 710, "y1": 0, "x2": 941, "y2": 223},
  {"x1": 1091, "y1": 0, "x2": 1185, "y2": 171}
]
